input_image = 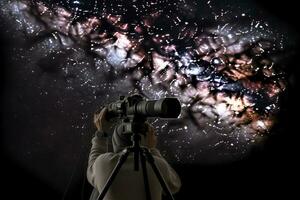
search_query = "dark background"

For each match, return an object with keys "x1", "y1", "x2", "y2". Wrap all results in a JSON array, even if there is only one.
[{"x1": 1, "y1": 1, "x2": 299, "y2": 199}]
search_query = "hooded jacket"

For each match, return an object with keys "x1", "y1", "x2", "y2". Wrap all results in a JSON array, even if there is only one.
[{"x1": 86, "y1": 128, "x2": 181, "y2": 200}]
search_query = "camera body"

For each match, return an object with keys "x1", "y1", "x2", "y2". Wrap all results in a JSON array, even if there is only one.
[{"x1": 106, "y1": 94, "x2": 181, "y2": 134}]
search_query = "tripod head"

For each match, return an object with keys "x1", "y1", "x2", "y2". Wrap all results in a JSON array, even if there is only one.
[{"x1": 114, "y1": 115, "x2": 148, "y2": 171}]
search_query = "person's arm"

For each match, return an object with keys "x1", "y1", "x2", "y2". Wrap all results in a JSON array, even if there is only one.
[
  {"x1": 146, "y1": 124, "x2": 182, "y2": 194},
  {"x1": 86, "y1": 131, "x2": 109, "y2": 187},
  {"x1": 154, "y1": 152, "x2": 182, "y2": 194},
  {"x1": 86, "y1": 108, "x2": 114, "y2": 187}
]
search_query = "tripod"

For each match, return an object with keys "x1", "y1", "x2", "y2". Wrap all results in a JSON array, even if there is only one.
[{"x1": 96, "y1": 125, "x2": 175, "y2": 200}]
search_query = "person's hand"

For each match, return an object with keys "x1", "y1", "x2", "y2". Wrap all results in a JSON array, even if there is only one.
[
  {"x1": 94, "y1": 107, "x2": 114, "y2": 133},
  {"x1": 145, "y1": 123, "x2": 157, "y2": 149}
]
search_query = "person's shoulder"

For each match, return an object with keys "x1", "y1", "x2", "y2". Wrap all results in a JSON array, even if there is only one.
[
  {"x1": 152, "y1": 154, "x2": 169, "y2": 166},
  {"x1": 95, "y1": 152, "x2": 120, "y2": 166},
  {"x1": 99, "y1": 152, "x2": 120, "y2": 160}
]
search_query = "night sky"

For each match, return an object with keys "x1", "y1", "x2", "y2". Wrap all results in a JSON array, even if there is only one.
[{"x1": 1, "y1": 0, "x2": 299, "y2": 199}]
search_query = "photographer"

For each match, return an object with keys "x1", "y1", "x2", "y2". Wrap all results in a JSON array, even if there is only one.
[{"x1": 87, "y1": 107, "x2": 181, "y2": 200}]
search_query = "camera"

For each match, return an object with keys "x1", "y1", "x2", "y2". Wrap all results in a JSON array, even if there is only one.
[{"x1": 106, "y1": 94, "x2": 181, "y2": 134}]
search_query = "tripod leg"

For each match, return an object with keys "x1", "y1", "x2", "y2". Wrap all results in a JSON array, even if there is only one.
[
  {"x1": 143, "y1": 149, "x2": 175, "y2": 200},
  {"x1": 134, "y1": 147, "x2": 139, "y2": 171},
  {"x1": 140, "y1": 151, "x2": 152, "y2": 200},
  {"x1": 97, "y1": 150, "x2": 130, "y2": 200}
]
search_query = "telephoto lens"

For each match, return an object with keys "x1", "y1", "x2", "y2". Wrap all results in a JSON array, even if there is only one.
[
  {"x1": 106, "y1": 94, "x2": 181, "y2": 119},
  {"x1": 134, "y1": 98, "x2": 181, "y2": 118}
]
